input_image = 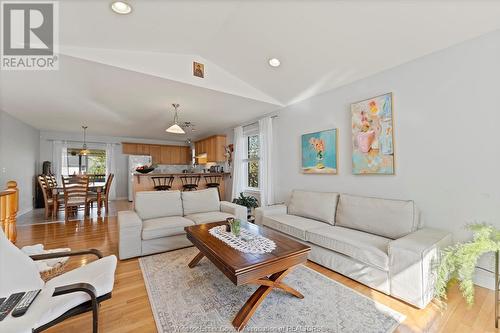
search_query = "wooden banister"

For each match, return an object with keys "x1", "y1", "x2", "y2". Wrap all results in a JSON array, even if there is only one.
[{"x1": 0, "y1": 181, "x2": 18, "y2": 243}]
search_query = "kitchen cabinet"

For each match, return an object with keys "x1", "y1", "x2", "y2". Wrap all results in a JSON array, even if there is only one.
[
  {"x1": 122, "y1": 143, "x2": 137, "y2": 154},
  {"x1": 123, "y1": 143, "x2": 191, "y2": 165},
  {"x1": 136, "y1": 144, "x2": 150, "y2": 155},
  {"x1": 195, "y1": 135, "x2": 226, "y2": 163},
  {"x1": 149, "y1": 145, "x2": 161, "y2": 164}
]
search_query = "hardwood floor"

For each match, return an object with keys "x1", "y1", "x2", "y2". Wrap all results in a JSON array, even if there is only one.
[{"x1": 12, "y1": 202, "x2": 498, "y2": 333}]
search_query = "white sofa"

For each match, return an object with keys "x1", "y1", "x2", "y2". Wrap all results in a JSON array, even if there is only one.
[
  {"x1": 118, "y1": 188, "x2": 247, "y2": 260},
  {"x1": 255, "y1": 190, "x2": 451, "y2": 309}
]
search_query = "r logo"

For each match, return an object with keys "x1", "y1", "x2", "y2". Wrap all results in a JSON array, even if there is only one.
[{"x1": 2, "y1": 2, "x2": 54, "y2": 55}]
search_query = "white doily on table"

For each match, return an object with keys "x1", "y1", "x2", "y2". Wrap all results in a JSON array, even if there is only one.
[{"x1": 209, "y1": 225, "x2": 276, "y2": 254}]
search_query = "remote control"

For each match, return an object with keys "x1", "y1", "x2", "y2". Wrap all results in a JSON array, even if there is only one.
[
  {"x1": 0, "y1": 297, "x2": 5, "y2": 307},
  {"x1": 0, "y1": 292, "x2": 25, "y2": 321},
  {"x1": 12, "y1": 290, "x2": 41, "y2": 317}
]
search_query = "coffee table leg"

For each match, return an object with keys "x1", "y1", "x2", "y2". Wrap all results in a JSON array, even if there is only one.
[
  {"x1": 232, "y1": 268, "x2": 301, "y2": 331},
  {"x1": 188, "y1": 251, "x2": 205, "y2": 268}
]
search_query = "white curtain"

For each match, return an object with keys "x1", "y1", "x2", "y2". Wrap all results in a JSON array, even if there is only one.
[
  {"x1": 105, "y1": 143, "x2": 117, "y2": 200},
  {"x1": 259, "y1": 116, "x2": 275, "y2": 207},
  {"x1": 231, "y1": 126, "x2": 245, "y2": 201},
  {"x1": 52, "y1": 140, "x2": 67, "y2": 182}
]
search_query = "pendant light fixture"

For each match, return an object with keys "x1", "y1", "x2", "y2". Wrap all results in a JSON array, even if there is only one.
[
  {"x1": 79, "y1": 126, "x2": 90, "y2": 156},
  {"x1": 166, "y1": 103, "x2": 186, "y2": 134}
]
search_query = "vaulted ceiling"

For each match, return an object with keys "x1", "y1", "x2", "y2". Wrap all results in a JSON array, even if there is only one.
[{"x1": 2, "y1": 0, "x2": 500, "y2": 140}]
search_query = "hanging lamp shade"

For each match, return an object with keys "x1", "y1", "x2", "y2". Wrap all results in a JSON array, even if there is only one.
[
  {"x1": 166, "y1": 103, "x2": 186, "y2": 134},
  {"x1": 79, "y1": 126, "x2": 90, "y2": 155}
]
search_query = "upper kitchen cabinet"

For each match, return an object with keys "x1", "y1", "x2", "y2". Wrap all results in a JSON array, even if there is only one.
[
  {"x1": 195, "y1": 135, "x2": 226, "y2": 163},
  {"x1": 122, "y1": 143, "x2": 137, "y2": 155},
  {"x1": 149, "y1": 145, "x2": 162, "y2": 164},
  {"x1": 123, "y1": 143, "x2": 191, "y2": 165}
]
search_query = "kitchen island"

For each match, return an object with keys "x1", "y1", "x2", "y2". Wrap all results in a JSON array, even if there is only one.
[{"x1": 133, "y1": 172, "x2": 231, "y2": 201}]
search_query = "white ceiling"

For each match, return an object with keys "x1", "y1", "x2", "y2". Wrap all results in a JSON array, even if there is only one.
[{"x1": 2, "y1": 0, "x2": 500, "y2": 140}]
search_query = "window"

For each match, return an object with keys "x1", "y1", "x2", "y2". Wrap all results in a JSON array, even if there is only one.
[
  {"x1": 63, "y1": 148, "x2": 106, "y2": 178},
  {"x1": 243, "y1": 133, "x2": 260, "y2": 190}
]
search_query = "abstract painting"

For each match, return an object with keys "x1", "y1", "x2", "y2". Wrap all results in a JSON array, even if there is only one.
[
  {"x1": 351, "y1": 93, "x2": 394, "y2": 174},
  {"x1": 301, "y1": 129, "x2": 337, "y2": 174}
]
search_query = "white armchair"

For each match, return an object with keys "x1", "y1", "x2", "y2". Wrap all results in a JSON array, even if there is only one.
[{"x1": 0, "y1": 228, "x2": 117, "y2": 333}]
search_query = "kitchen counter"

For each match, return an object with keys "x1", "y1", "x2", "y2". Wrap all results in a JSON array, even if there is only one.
[
  {"x1": 133, "y1": 172, "x2": 231, "y2": 201},
  {"x1": 134, "y1": 172, "x2": 230, "y2": 176}
]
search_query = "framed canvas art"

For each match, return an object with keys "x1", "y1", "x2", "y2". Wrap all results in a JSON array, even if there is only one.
[
  {"x1": 301, "y1": 129, "x2": 337, "y2": 174},
  {"x1": 351, "y1": 92, "x2": 394, "y2": 174}
]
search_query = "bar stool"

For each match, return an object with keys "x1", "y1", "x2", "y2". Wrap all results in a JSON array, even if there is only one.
[
  {"x1": 151, "y1": 176, "x2": 175, "y2": 191},
  {"x1": 204, "y1": 175, "x2": 222, "y2": 199},
  {"x1": 179, "y1": 175, "x2": 201, "y2": 191}
]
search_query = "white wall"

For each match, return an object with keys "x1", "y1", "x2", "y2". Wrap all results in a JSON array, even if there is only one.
[
  {"x1": 273, "y1": 30, "x2": 500, "y2": 288},
  {"x1": 39, "y1": 131, "x2": 188, "y2": 199},
  {"x1": 0, "y1": 111, "x2": 40, "y2": 215}
]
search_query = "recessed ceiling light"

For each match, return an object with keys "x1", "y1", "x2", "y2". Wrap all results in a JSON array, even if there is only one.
[
  {"x1": 111, "y1": 1, "x2": 132, "y2": 15},
  {"x1": 268, "y1": 58, "x2": 281, "y2": 67}
]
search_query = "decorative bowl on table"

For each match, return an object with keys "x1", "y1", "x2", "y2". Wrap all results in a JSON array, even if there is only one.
[{"x1": 135, "y1": 167, "x2": 155, "y2": 174}]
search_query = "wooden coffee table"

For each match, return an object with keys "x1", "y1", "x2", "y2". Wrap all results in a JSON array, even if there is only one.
[{"x1": 185, "y1": 221, "x2": 311, "y2": 331}]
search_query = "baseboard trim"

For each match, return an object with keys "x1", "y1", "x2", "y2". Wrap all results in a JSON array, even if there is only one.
[
  {"x1": 18, "y1": 207, "x2": 33, "y2": 217},
  {"x1": 474, "y1": 266, "x2": 495, "y2": 290}
]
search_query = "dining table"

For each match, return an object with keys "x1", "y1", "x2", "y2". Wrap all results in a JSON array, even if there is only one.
[{"x1": 52, "y1": 181, "x2": 106, "y2": 217}]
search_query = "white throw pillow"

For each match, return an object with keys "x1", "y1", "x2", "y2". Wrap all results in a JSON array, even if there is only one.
[
  {"x1": 182, "y1": 188, "x2": 220, "y2": 215},
  {"x1": 287, "y1": 190, "x2": 339, "y2": 225},
  {"x1": 135, "y1": 190, "x2": 183, "y2": 220}
]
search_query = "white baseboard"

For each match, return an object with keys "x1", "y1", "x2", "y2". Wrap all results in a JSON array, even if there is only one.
[
  {"x1": 18, "y1": 207, "x2": 33, "y2": 217},
  {"x1": 474, "y1": 267, "x2": 495, "y2": 290}
]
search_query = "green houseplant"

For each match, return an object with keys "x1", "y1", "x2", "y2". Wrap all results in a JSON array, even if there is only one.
[
  {"x1": 232, "y1": 193, "x2": 259, "y2": 218},
  {"x1": 435, "y1": 223, "x2": 500, "y2": 306}
]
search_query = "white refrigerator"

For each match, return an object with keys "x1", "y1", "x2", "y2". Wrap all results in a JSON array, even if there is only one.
[{"x1": 128, "y1": 155, "x2": 152, "y2": 201}]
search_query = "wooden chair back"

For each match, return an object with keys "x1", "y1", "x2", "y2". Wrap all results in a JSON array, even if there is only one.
[
  {"x1": 104, "y1": 173, "x2": 114, "y2": 197},
  {"x1": 44, "y1": 175, "x2": 57, "y2": 188},
  {"x1": 62, "y1": 176, "x2": 89, "y2": 205},
  {"x1": 151, "y1": 176, "x2": 174, "y2": 191},
  {"x1": 204, "y1": 175, "x2": 222, "y2": 187},
  {"x1": 179, "y1": 175, "x2": 201, "y2": 191},
  {"x1": 37, "y1": 175, "x2": 52, "y2": 203}
]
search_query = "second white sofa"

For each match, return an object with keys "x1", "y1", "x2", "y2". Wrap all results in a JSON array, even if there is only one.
[
  {"x1": 118, "y1": 188, "x2": 247, "y2": 259},
  {"x1": 255, "y1": 190, "x2": 451, "y2": 309}
]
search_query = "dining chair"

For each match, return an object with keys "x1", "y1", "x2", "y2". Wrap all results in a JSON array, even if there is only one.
[
  {"x1": 88, "y1": 174, "x2": 114, "y2": 214},
  {"x1": 179, "y1": 175, "x2": 201, "y2": 191},
  {"x1": 44, "y1": 175, "x2": 64, "y2": 219},
  {"x1": 61, "y1": 176, "x2": 91, "y2": 222},
  {"x1": 151, "y1": 176, "x2": 174, "y2": 191},
  {"x1": 37, "y1": 176, "x2": 55, "y2": 219}
]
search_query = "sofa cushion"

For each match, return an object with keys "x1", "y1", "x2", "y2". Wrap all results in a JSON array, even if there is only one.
[
  {"x1": 181, "y1": 188, "x2": 220, "y2": 215},
  {"x1": 306, "y1": 226, "x2": 390, "y2": 271},
  {"x1": 262, "y1": 214, "x2": 328, "y2": 241},
  {"x1": 135, "y1": 190, "x2": 183, "y2": 220},
  {"x1": 142, "y1": 216, "x2": 195, "y2": 240},
  {"x1": 336, "y1": 194, "x2": 419, "y2": 239},
  {"x1": 184, "y1": 211, "x2": 234, "y2": 225},
  {"x1": 288, "y1": 190, "x2": 339, "y2": 225}
]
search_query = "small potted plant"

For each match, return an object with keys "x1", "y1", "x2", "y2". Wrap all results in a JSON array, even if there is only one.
[
  {"x1": 435, "y1": 223, "x2": 500, "y2": 307},
  {"x1": 232, "y1": 193, "x2": 259, "y2": 220}
]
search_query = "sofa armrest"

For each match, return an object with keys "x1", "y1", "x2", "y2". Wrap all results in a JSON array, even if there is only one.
[
  {"x1": 388, "y1": 228, "x2": 452, "y2": 308},
  {"x1": 117, "y1": 211, "x2": 143, "y2": 260},
  {"x1": 254, "y1": 204, "x2": 287, "y2": 226},
  {"x1": 220, "y1": 201, "x2": 247, "y2": 221}
]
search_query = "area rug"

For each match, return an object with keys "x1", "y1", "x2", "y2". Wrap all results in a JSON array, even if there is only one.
[{"x1": 139, "y1": 247, "x2": 405, "y2": 333}]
